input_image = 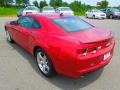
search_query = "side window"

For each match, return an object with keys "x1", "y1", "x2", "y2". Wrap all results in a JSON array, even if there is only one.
[
  {"x1": 32, "y1": 19, "x2": 41, "y2": 29},
  {"x1": 107, "y1": 9, "x2": 111, "y2": 12},
  {"x1": 18, "y1": 16, "x2": 41, "y2": 29}
]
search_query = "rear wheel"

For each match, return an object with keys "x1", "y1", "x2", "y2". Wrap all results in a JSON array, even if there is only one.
[
  {"x1": 5, "y1": 30, "x2": 13, "y2": 43},
  {"x1": 93, "y1": 15, "x2": 95, "y2": 19},
  {"x1": 109, "y1": 14, "x2": 113, "y2": 19},
  {"x1": 35, "y1": 48, "x2": 56, "y2": 77},
  {"x1": 85, "y1": 14, "x2": 88, "y2": 18}
]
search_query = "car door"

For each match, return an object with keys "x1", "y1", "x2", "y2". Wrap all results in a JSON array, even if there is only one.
[
  {"x1": 90, "y1": 10, "x2": 94, "y2": 17},
  {"x1": 106, "y1": 9, "x2": 111, "y2": 16},
  {"x1": 17, "y1": 16, "x2": 41, "y2": 50},
  {"x1": 87, "y1": 10, "x2": 92, "y2": 18}
]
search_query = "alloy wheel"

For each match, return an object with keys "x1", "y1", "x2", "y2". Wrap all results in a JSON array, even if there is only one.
[{"x1": 37, "y1": 51, "x2": 50, "y2": 74}]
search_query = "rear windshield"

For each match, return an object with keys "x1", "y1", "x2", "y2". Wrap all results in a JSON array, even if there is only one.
[
  {"x1": 43, "y1": 7, "x2": 54, "y2": 11},
  {"x1": 25, "y1": 6, "x2": 38, "y2": 10},
  {"x1": 60, "y1": 7, "x2": 71, "y2": 11},
  {"x1": 52, "y1": 17, "x2": 93, "y2": 32},
  {"x1": 111, "y1": 8, "x2": 119, "y2": 12}
]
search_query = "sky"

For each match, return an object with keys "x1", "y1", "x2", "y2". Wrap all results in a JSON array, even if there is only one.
[{"x1": 30, "y1": 0, "x2": 120, "y2": 7}]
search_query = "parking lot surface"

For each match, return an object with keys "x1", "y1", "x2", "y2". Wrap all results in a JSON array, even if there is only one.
[{"x1": 0, "y1": 17, "x2": 120, "y2": 90}]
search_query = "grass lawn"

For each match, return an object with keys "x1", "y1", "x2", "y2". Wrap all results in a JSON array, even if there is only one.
[
  {"x1": 0, "y1": 7, "x2": 84, "y2": 17},
  {"x1": 74, "y1": 12, "x2": 85, "y2": 16},
  {"x1": 0, "y1": 7, "x2": 22, "y2": 17}
]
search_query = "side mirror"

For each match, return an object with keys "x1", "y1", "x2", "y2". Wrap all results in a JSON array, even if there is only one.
[{"x1": 10, "y1": 21, "x2": 18, "y2": 25}]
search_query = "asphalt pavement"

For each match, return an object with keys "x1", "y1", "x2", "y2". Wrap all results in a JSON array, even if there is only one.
[{"x1": 0, "y1": 17, "x2": 120, "y2": 90}]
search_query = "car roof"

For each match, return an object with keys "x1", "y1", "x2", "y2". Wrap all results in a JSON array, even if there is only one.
[
  {"x1": 43, "y1": 6, "x2": 54, "y2": 8},
  {"x1": 58, "y1": 7, "x2": 70, "y2": 8},
  {"x1": 25, "y1": 13, "x2": 73, "y2": 19}
]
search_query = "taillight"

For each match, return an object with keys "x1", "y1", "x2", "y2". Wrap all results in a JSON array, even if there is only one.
[
  {"x1": 77, "y1": 38, "x2": 113, "y2": 56},
  {"x1": 77, "y1": 48, "x2": 88, "y2": 56},
  {"x1": 77, "y1": 46, "x2": 101, "y2": 56}
]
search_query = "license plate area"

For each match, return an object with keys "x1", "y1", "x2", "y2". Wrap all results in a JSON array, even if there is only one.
[{"x1": 103, "y1": 52, "x2": 110, "y2": 60}]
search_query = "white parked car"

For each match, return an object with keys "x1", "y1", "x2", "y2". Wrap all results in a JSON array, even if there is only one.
[
  {"x1": 22, "y1": 6, "x2": 40, "y2": 15},
  {"x1": 56, "y1": 7, "x2": 74, "y2": 15},
  {"x1": 85, "y1": 9, "x2": 106, "y2": 19},
  {"x1": 42, "y1": 6, "x2": 55, "y2": 14}
]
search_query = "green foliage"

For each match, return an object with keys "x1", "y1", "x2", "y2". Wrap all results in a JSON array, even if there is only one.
[
  {"x1": 69, "y1": 1, "x2": 81, "y2": 12},
  {"x1": 50, "y1": 0, "x2": 56, "y2": 7},
  {"x1": 33, "y1": 1, "x2": 39, "y2": 7},
  {"x1": 0, "y1": 7, "x2": 22, "y2": 16},
  {"x1": 69, "y1": 1, "x2": 92, "y2": 16},
  {"x1": 50, "y1": 0, "x2": 62, "y2": 8},
  {"x1": 0, "y1": 0, "x2": 111, "y2": 16},
  {"x1": 39, "y1": 0, "x2": 47, "y2": 9},
  {"x1": 99, "y1": 0, "x2": 109, "y2": 9},
  {"x1": 0, "y1": 0, "x2": 13, "y2": 6},
  {"x1": 62, "y1": 2, "x2": 69, "y2": 6},
  {"x1": 16, "y1": 0, "x2": 23, "y2": 5},
  {"x1": 56, "y1": 0, "x2": 62, "y2": 7}
]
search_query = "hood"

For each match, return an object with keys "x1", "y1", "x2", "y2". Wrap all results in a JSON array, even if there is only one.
[
  {"x1": 60, "y1": 11, "x2": 74, "y2": 15},
  {"x1": 95, "y1": 12, "x2": 106, "y2": 15},
  {"x1": 23, "y1": 10, "x2": 39, "y2": 13},
  {"x1": 69, "y1": 27, "x2": 112, "y2": 43},
  {"x1": 42, "y1": 10, "x2": 55, "y2": 13}
]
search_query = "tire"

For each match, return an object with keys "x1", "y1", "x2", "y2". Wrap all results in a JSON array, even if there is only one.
[
  {"x1": 109, "y1": 14, "x2": 113, "y2": 19},
  {"x1": 85, "y1": 14, "x2": 88, "y2": 18},
  {"x1": 93, "y1": 15, "x2": 95, "y2": 19},
  {"x1": 5, "y1": 30, "x2": 14, "y2": 43},
  {"x1": 35, "y1": 48, "x2": 56, "y2": 77}
]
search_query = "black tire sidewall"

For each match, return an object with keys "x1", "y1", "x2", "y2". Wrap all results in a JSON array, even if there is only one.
[
  {"x1": 110, "y1": 15, "x2": 113, "y2": 19},
  {"x1": 5, "y1": 30, "x2": 13, "y2": 43}
]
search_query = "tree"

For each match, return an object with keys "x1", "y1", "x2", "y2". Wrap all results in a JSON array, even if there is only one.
[
  {"x1": 0, "y1": 0, "x2": 5, "y2": 6},
  {"x1": 50, "y1": 0, "x2": 56, "y2": 7},
  {"x1": 33, "y1": 1, "x2": 39, "y2": 7},
  {"x1": 0, "y1": 0, "x2": 13, "y2": 6},
  {"x1": 99, "y1": 0, "x2": 109, "y2": 9},
  {"x1": 50, "y1": 0, "x2": 62, "y2": 8},
  {"x1": 56, "y1": 0, "x2": 62, "y2": 7},
  {"x1": 16, "y1": 0, "x2": 23, "y2": 5},
  {"x1": 70, "y1": 0, "x2": 81, "y2": 12},
  {"x1": 23, "y1": 0, "x2": 29, "y2": 6},
  {"x1": 39, "y1": 0, "x2": 47, "y2": 9},
  {"x1": 62, "y1": 2, "x2": 69, "y2": 6}
]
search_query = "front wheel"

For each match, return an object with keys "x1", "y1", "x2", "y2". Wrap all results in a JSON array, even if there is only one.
[
  {"x1": 5, "y1": 30, "x2": 13, "y2": 43},
  {"x1": 85, "y1": 14, "x2": 88, "y2": 18},
  {"x1": 35, "y1": 48, "x2": 56, "y2": 77},
  {"x1": 93, "y1": 15, "x2": 95, "y2": 19},
  {"x1": 109, "y1": 14, "x2": 113, "y2": 19}
]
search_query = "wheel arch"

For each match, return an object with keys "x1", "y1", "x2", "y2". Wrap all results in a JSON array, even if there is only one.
[
  {"x1": 33, "y1": 45, "x2": 57, "y2": 74},
  {"x1": 33, "y1": 46, "x2": 43, "y2": 56}
]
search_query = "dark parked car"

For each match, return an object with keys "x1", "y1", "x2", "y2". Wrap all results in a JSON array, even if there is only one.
[
  {"x1": 17, "y1": 6, "x2": 40, "y2": 17},
  {"x1": 17, "y1": 9, "x2": 24, "y2": 17},
  {"x1": 101, "y1": 8, "x2": 120, "y2": 19}
]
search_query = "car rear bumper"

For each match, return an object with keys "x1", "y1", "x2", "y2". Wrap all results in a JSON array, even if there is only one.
[
  {"x1": 74, "y1": 54, "x2": 112, "y2": 78},
  {"x1": 70, "y1": 42, "x2": 115, "y2": 78}
]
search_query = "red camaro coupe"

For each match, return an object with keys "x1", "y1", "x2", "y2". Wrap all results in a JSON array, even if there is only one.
[{"x1": 5, "y1": 14, "x2": 115, "y2": 78}]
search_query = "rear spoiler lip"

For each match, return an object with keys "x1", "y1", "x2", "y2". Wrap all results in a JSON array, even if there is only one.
[{"x1": 79, "y1": 36, "x2": 113, "y2": 44}]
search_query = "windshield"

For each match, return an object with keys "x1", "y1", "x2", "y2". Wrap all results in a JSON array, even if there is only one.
[
  {"x1": 60, "y1": 7, "x2": 72, "y2": 11},
  {"x1": 53, "y1": 17, "x2": 93, "y2": 32},
  {"x1": 111, "y1": 8, "x2": 119, "y2": 12},
  {"x1": 43, "y1": 7, "x2": 54, "y2": 11},
  {"x1": 93, "y1": 10, "x2": 103, "y2": 13},
  {"x1": 25, "y1": 6, "x2": 38, "y2": 10}
]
